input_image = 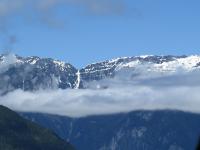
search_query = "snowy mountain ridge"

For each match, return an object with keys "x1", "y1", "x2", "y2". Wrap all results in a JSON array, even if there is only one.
[
  {"x1": 83, "y1": 55, "x2": 200, "y2": 73},
  {"x1": 79, "y1": 55, "x2": 200, "y2": 85},
  {"x1": 1, "y1": 54, "x2": 200, "y2": 72},
  {"x1": 0, "y1": 54, "x2": 200, "y2": 92}
]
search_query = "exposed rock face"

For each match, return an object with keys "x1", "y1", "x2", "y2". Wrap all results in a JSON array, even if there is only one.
[{"x1": 0, "y1": 54, "x2": 77, "y2": 94}]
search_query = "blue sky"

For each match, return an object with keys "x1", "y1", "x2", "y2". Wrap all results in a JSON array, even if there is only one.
[{"x1": 0, "y1": 0, "x2": 200, "y2": 67}]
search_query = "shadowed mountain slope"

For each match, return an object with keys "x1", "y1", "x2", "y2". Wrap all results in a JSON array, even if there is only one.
[{"x1": 0, "y1": 105, "x2": 75, "y2": 150}]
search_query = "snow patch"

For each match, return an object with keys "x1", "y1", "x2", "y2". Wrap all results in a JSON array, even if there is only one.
[
  {"x1": 116, "y1": 59, "x2": 141, "y2": 70},
  {"x1": 139, "y1": 55, "x2": 154, "y2": 59},
  {"x1": 53, "y1": 60, "x2": 67, "y2": 71},
  {"x1": 75, "y1": 70, "x2": 81, "y2": 89}
]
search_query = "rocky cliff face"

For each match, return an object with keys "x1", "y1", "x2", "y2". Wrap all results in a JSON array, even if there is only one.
[{"x1": 0, "y1": 54, "x2": 77, "y2": 94}]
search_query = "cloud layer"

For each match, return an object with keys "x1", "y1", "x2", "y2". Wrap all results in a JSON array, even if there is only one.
[{"x1": 0, "y1": 69, "x2": 200, "y2": 117}]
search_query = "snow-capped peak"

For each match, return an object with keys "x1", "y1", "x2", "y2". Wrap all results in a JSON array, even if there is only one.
[
  {"x1": 138, "y1": 55, "x2": 154, "y2": 59},
  {"x1": 114, "y1": 55, "x2": 200, "y2": 72},
  {"x1": 152, "y1": 55, "x2": 200, "y2": 72}
]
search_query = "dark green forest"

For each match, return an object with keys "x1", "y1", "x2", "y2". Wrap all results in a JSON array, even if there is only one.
[{"x1": 0, "y1": 105, "x2": 75, "y2": 150}]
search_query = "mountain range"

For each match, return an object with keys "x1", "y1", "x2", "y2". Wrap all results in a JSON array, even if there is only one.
[
  {"x1": 21, "y1": 110, "x2": 200, "y2": 150},
  {"x1": 0, "y1": 54, "x2": 200, "y2": 93}
]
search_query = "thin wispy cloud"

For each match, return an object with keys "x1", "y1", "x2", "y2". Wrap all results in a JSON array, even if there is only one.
[
  {"x1": 0, "y1": 0, "x2": 128, "y2": 22},
  {"x1": 0, "y1": 0, "x2": 130, "y2": 52}
]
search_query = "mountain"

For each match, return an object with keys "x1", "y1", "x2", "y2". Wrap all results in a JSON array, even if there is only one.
[
  {"x1": 0, "y1": 54, "x2": 78, "y2": 94},
  {"x1": 197, "y1": 139, "x2": 200, "y2": 150},
  {"x1": 0, "y1": 105, "x2": 75, "y2": 150},
  {"x1": 21, "y1": 110, "x2": 200, "y2": 150},
  {"x1": 1, "y1": 54, "x2": 200, "y2": 92},
  {"x1": 1, "y1": 54, "x2": 200, "y2": 150}
]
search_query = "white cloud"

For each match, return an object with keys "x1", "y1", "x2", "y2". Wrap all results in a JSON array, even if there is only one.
[
  {"x1": 0, "y1": 70, "x2": 200, "y2": 117},
  {"x1": 0, "y1": 53, "x2": 17, "y2": 73}
]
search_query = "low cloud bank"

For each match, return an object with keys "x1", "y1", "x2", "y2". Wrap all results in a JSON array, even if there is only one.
[{"x1": 0, "y1": 70, "x2": 200, "y2": 117}]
